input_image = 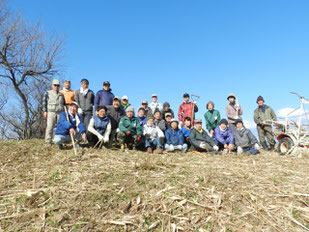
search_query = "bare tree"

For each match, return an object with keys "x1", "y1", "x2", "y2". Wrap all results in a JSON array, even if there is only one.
[{"x1": 0, "y1": 2, "x2": 64, "y2": 139}]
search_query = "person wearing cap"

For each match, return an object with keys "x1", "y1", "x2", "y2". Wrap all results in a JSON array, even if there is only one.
[
  {"x1": 149, "y1": 94, "x2": 163, "y2": 114},
  {"x1": 212, "y1": 119, "x2": 235, "y2": 152},
  {"x1": 138, "y1": 100, "x2": 152, "y2": 116},
  {"x1": 161, "y1": 102, "x2": 174, "y2": 119},
  {"x1": 74, "y1": 79, "x2": 95, "y2": 130},
  {"x1": 53, "y1": 101, "x2": 87, "y2": 149},
  {"x1": 189, "y1": 118, "x2": 219, "y2": 152},
  {"x1": 106, "y1": 96, "x2": 125, "y2": 147},
  {"x1": 234, "y1": 119, "x2": 260, "y2": 155},
  {"x1": 254, "y1": 96, "x2": 277, "y2": 151},
  {"x1": 87, "y1": 106, "x2": 111, "y2": 148},
  {"x1": 137, "y1": 108, "x2": 147, "y2": 126},
  {"x1": 178, "y1": 93, "x2": 198, "y2": 125},
  {"x1": 60, "y1": 80, "x2": 75, "y2": 105},
  {"x1": 143, "y1": 115, "x2": 165, "y2": 154},
  {"x1": 118, "y1": 106, "x2": 143, "y2": 151},
  {"x1": 94, "y1": 81, "x2": 115, "y2": 109},
  {"x1": 43, "y1": 79, "x2": 65, "y2": 145},
  {"x1": 165, "y1": 119, "x2": 187, "y2": 152},
  {"x1": 226, "y1": 93, "x2": 243, "y2": 132},
  {"x1": 120, "y1": 96, "x2": 131, "y2": 111},
  {"x1": 204, "y1": 101, "x2": 221, "y2": 137},
  {"x1": 164, "y1": 112, "x2": 173, "y2": 130},
  {"x1": 153, "y1": 110, "x2": 167, "y2": 132}
]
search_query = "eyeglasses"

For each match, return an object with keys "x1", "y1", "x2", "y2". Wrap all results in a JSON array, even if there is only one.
[{"x1": 54, "y1": 84, "x2": 60, "y2": 87}]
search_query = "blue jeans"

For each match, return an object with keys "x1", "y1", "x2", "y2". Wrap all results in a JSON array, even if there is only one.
[
  {"x1": 53, "y1": 133, "x2": 82, "y2": 145},
  {"x1": 243, "y1": 146, "x2": 259, "y2": 155},
  {"x1": 145, "y1": 137, "x2": 163, "y2": 149}
]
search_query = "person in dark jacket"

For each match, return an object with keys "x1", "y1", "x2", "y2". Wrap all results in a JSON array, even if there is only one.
[
  {"x1": 164, "y1": 112, "x2": 173, "y2": 130},
  {"x1": 53, "y1": 101, "x2": 87, "y2": 149},
  {"x1": 106, "y1": 96, "x2": 125, "y2": 147},
  {"x1": 161, "y1": 102, "x2": 174, "y2": 119},
  {"x1": 137, "y1": 108, "x2": 147, "y2": 126},
  {"x1": 212, "y1": 119, "x2": 234, "y2": 152},
  {"x1": 189, "y1": 118, "x2": 219, "y2": 152},
  {"x1": 87, "y1": 106, "x2": 111, "y2": 148},
  {"x1": 94, "y1": 81, "x2": 115, "y2": 108},
  {"x1": 118, "y1": 106, "x2": 143, "y2": 152},
  {"x1": 138, "y1": 100, "x2": 152, "y2": 116},
  {"x1": 154, "y1": 110, "x2": 167, "y2": 132},
  {"x1": 165, "y1": 119, "x2": 187, "y2": 152},
  {"x1": 234, "y1": 119, "x2": 260, "y2": 155},
  {"x1": 254, "y1": 96, "x2": 277, "y2": 151},
  {"x1": 74, "y1": 79, "x2": 95, "y2": 130},
  {"x1": 204, "y1": 101, "x2": 221, "y2": 137}
]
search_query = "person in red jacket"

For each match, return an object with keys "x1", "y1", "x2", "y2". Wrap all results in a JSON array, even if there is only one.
[{"x1": 178, "y1": 93, "x2": 198, "y2": 125}]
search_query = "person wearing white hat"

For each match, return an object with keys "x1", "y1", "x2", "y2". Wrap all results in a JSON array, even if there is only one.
[
  {"x1": 120, "y1": 95, "x2": 131, "y2": 111},
  {"x1": 149, "y1": 94, "x2": 163, "y2": 114},
  {"x1": 43, "y1": 79, "x2": 65, "y2": 145},
  {"x1": 164, "y1": 119, "x2": 188, "y2": 153}
]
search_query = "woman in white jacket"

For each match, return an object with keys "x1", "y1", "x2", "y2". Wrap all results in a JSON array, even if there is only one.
[{"x1": 143, "y1": 115, "x2": 165, "y2": 154}]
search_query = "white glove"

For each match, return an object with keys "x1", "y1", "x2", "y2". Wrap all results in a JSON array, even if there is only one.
[
  {"x1": 179, "y1": 121, "x2": 183, "y2": 128},
  {"x1": 103, "y1": 136, "x2": 109, "y2": 143},
  {"x1": 214, "y1": 116, "x2": 218, "y2": 121},
  {"x1": 235, "y1": 103, "x2": 240, "y2": 109},
  {"x1": 98, "y1": 134, "x2": 104, "y2": 141},
  {"x1": 176, "y1": 145, "x2": 182, "y2": 150},
  {"x1": 254, "y1": 143, "x2": 260, "y2": 151},
  {"x1": 199, "y1": 142, "x2": 206, "y2": 149},
  {"x1": 78, "y1": 108, "x2": 83, "y2": 114},
  {"x1": 213, "y1": 145, "x2": 219, "y2": 151},
  {"x1": 116, "y1": 128, "x2": 120, "y2": 133},
  {"x1": 237, "y1": 146, "x2": 243, "y2": 154},
  {"x1": 168, "y1": 144, "x2": 175, "y2": 151}
]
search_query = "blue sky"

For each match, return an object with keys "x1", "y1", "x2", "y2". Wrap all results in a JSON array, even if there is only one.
[{"x1": 9, "y1": 0, "x2": 309, "y2": 131}]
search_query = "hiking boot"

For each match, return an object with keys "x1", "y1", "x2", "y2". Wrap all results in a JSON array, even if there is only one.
[
  {"x1": 132, "y1": 145, "x2": 137, "y2": 151},
  {"x1": 120, "y1": 144, "x2": 125, "y2": 152},
  {"x1": 269, "y1": 144, "x2": 275, "y2": 151},
  {"x1": 262, "y1": 142, "x2": 268, "y2": 151},
  {"x1": 57, "y1": 144, "x2": 63, "y2": 150},
  {"x1": 147, "y1": 147, "x2": 153, "y2": 154},
  {"x1": 157, "y1": 147, "x2": 163, "y2": 154}
]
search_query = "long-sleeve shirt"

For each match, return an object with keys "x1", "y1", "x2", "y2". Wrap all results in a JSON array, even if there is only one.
[
  {"x1": 226, "y1": 103, "x2": 243, "y2": 124},
  {"x1": 87, "y1": 117, "x2": 111, "y2": 140}
]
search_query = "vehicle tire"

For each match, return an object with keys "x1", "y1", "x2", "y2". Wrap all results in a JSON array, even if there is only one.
[{"x1": 278, "y1": 137, "x2": 294, "y2": 155}]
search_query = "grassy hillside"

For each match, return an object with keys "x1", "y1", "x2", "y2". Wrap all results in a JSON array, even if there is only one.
[{"x1": 0, "y1": 140, "x2": 308, "y2": 231}]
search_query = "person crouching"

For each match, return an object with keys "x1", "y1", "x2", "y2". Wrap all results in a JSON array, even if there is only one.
[
  {"x1": 118, "y1": 106, "x2": 143, "y2": 152},
  {"x1": 143, "y1": 115, "x2": 165, "y2": 154},
  {"x1": 87, "y1": 106, "x2": 111, "y2": 148},
  {"x1": 53, "y1": 101, "x2": 87, "y2": 149},
  {"x1": 212, "y1": 119, "x2": 234, "y2": 153},
  {"x1": 165, "y1": 119, "x2": 188, "y2": 153},
  {"x1": 234, "y1": 119, "x2": 260, "y2": 155}
]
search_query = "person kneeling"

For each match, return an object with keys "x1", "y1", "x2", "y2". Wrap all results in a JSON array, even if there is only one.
[
  {"x1": 234, "y1": 119, "x2": 260, "y2": 155},
  {"x1": 53, "y1": 101, "x2": 87, "y2": 149},
  {"x1": 165, "y1": 119, "x2": 188, "y2": 153},
  {"x1": 189, "y1": 118, "x2": 219, "y2": 153},
  {"x1": 118, "y1": 106, "x2": 143, "y2": 152},
  {"x1": 87, "y1": 106, "x2": 111, "y2": 148},
  {"x1": 212, "y1": 119, "x2": 234, "y2": 153},
  {"x1": 143, "y1": 115, "x2": 165, "y2": 154}
]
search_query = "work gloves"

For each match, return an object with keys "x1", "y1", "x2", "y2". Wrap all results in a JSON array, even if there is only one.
[
  {"x1": 168, "y1": 144, "x2": 175, "y2": 151},
  {"x1": 237, "y1": 146, "x2": 243, "y2": 154},
  {"x1": 199, "y1": 142, "x2": 206, "y2": 149},
  {"x1": 78, "y1": 108, "x2": 83, "y2": 115},
  {"x1": 213, "y1": 145, "x2": 219, "y2": 151},
  {"x1": 254, "y1": 143, "x2": 260, "y2": 151}
]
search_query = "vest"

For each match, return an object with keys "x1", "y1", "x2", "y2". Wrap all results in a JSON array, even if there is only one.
[
  {"x1": 93, "y1": 115, "x2": 109, "y2": 135},
  {"x1": 47, "y1": 90, "x2": 63, "y2": 113}
]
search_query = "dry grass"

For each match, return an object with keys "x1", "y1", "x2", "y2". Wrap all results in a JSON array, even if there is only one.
[{"x1": 0, "y1": 140, "x2": 308, "y2": 232}]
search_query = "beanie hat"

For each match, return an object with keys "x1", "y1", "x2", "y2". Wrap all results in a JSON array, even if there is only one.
[
  {"x1": 126, "y1": 106, "x2": 134, "y2": 113},
  {"x1": 183, "y1": 93, "x2": 190, "y2": 98},
  {"x1": 256, "y1": 96, "x2": 264, "y2": 103},
  {"x1": 220, "y1": 119, "x2": 228, "y2": 125},
  {"x1": 235, "y1": 119, "x2": 243, "y2": 125},
  {"x1": 147, "y1": 115, "x2": 154, "y2": 120},
  {"x1": 163, "y1": 102, "x2": 170, "y2": 108}
]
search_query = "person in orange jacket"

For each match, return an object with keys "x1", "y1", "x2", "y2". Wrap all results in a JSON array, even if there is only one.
[{"x1": 60, "y1": 80, "x2": 75, "y2": 105}]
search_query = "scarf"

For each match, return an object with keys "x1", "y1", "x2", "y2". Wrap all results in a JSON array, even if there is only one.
[
  {"x1": 219, "y1": 126, "x2": 227, "y2": 132},
  {"x1": 63, "y1": 87, "x2": 70, "y2": 92},
  {"x1": 69, "y1": 111, "x2": 80, "y2": 129},
  {"x1": 194, "y1": 126, "x2": 203, "y2": 133},
  {"x1": 80, "y1": 87, "x2": 89, "y2": 96}
]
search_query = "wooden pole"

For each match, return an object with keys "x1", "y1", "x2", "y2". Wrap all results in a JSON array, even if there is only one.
[{"x1": 64, "y1": 106, "x2": 78, "y2": 157}]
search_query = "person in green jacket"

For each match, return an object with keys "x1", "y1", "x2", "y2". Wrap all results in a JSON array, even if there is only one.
[
  {"x1": 189, "y1": 118, "x2": 219, "y2": 153},
  {"x1": 254, "y1": 96, "x2": 277, "y2": 151},
  {"x1": 118, "y1": 106, "x2": 143, "y2": 152},
  {"x1": 204, "y1": 101, "x2": 221, "y2": 137}
]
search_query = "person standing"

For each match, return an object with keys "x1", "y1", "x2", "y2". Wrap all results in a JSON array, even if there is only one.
[
  {"x1": 60, "y1": 80, "x2": 75, "y2": 105},
  {"x1": 74, "y1": 79, "x2": 95, "y2": 130},
  {"x1": 204, "y1": 101, "x2": 221, "y2": 137},
  {"x1": 161, "y1": 102, "x2": 174, "y2": 119},
  {"x1": 43, "y1": 79, "x2": 65, "y2": 146},
  {"x1": 254, "y1": 96, "x2": 277, "y2": 151},
  {"x1": 94, "y1": 81, "x2": 115, "y2": 108},
  {"x1": 149, "y1": 94, "x2": 163, "y2": 113},
  {"x1": 178, "y1": 93, "x2": 198, "y2": 125},
  {"x1": 226, "y1": 93, "x2": 243, "y2": 132}
]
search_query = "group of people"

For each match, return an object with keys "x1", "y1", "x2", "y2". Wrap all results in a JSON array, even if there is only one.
[{"x1": 43, "y1": 79, "x2": 277, "y2": 155}]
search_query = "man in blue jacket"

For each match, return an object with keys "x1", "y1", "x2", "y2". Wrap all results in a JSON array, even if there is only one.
[
  {"x1": 165, "y1": 119, "x2": 187, "y2": 153},
  {"x1": 212, "y1": 119, "x2": 234, "y2": 152},
  {"x1": 53, "y1": 101, "x2": 87, "y2": 149},
  {"x1": 94, "y1": 81, "x2": 115, "y2": 108}
]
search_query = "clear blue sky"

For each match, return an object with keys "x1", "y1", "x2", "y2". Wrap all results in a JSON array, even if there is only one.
[{"x1": 9, "y1": 0, "x2": 309, "y2": 130}]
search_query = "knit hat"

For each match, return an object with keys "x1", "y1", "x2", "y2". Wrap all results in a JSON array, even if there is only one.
[
  {"x1": 147, "y1": 115, "x2": 154, "y2": 120},
  {"x1": 256, "y1": 95, "x2": 264, "y2": 103},
  {"x1": 195, "y1": 118, "x2": 202, "y2": 124},
  {"x1": 206, "y1": 101, "x2": 215, "y2": 109},
  {"x1": 227, "y1": 93, "x2": 235, "y2": 100},
  {"x1": 235, "y1": 119, "x2": 243, "y2": 125},
  {"x1": 163, "y1": 102, "x2": 170, "y2": 108},
  {"x1": 183, "y1": 93, "x2": 190, "y2": 98},
  {"x1": 126, "y1": 106, "x2": 134, "y2": 113},
  {"x1": 220, "y1": 119, "x2": 228, "y2": 125}
]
